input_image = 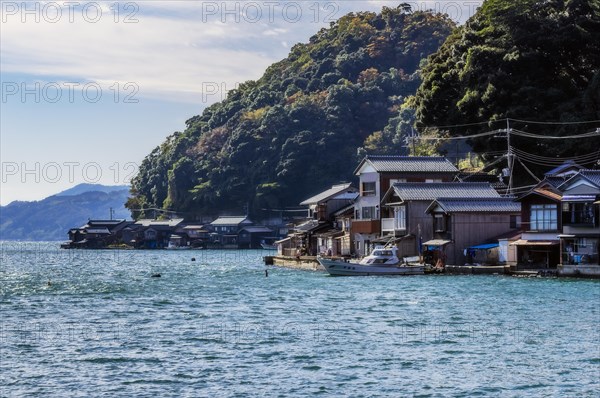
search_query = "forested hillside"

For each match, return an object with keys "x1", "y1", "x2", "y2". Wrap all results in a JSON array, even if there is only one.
[
  {"x1": 414, "y1": 0, "x2": 600, "y2": 180},
  {"x1": 127, "y1": 0, "x2": 600, "y2": 219},
  {"x1": 126, "y1": 7, "x2": 455, "y2": 219}
]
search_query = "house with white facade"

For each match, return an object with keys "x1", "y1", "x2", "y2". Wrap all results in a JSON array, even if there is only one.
[{"x1": 351, "y1": 155, "x2": 458, "y2": 256}]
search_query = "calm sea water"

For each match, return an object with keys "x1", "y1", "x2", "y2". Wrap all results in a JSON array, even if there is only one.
[{"x1": 1, "y1": 242, "x2": 598, "y2": 397}]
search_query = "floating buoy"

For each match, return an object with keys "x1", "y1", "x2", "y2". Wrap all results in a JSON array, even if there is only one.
[
  {"x1": 151, "y1": 273, "x2": 161, "y2": 278},
  {"x1": 191, "y1": 258, "x2": 196, "y2": 262}
]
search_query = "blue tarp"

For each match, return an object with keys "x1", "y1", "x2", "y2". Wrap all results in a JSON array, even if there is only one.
[{"x1": 468, "y1": 243, "x2": 499, "y2": 250}]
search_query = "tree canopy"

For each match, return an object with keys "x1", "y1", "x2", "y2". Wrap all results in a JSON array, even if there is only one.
[
  {"x1": 127, "y1": 7, "x2": 455, "y2": 219},
  {"x1": 414, "y1": 0, "x2": 600, "y2": 181}
]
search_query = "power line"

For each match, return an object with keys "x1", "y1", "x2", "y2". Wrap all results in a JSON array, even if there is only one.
[
  {"x1": 417, "y1": 118, "x2": 600, "y2": 131},
  {"x1": 511, "y1": 128, "x2": 600, "y2": 139},
  {"x1": 508, "y1": 118, "x2": 600, "y2": 125}
]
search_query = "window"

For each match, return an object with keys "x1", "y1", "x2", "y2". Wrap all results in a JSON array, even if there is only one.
[
  {"x1": 562, "y1": 202, "x2": 595, "y2": 225},
  {"x1": 425, "y1": 179, "x2": 442, "y2": 183},
  {"x1": 434, "y1": 214, "x2": 446, "y2": 232},
  {"x1": 510, "y1": 215, "x2": 521, "y2": 229},
  {"x1": 394, "y1": 206, "x2": 406, "y2": 230},
  {"x1": 530, "y1": 204, "x2": 557, "y2": 231},
  {"x1": 362, "y1": 206, "x2": 376, "y2": 219},
  {"x1": 361, "y1": 182, "x2": 376, "y2": 196},
  {"x1": 389, "y1": 179, "x2": 406, "y2": 185}
]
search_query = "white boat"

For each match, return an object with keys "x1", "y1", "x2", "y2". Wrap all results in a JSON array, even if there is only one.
[
  {"x1": 317, "y1": 246, "x2": 425, "y2": 276},
  {"x1": 260, "y1": 242, "x2": 277, "y2": 250}
]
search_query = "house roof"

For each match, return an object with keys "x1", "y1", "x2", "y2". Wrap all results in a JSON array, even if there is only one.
[
  {"x1": 354, "y1": 155, "x2": 458, "y2": 175},
  {"x1": 210, "y1": 216, "x2": 252, "y2": 226},
  {"x1": 299, "y1": 183, "x2": 357, "y2": 205},
  {"x1": 239, "y1": 226, "x2": 273, "y2": 234},
  {"x1": 82, "y1": 219, "x2": 131, "y2": 231},
  {"x1": 542, "y1": 176, "x2": 569, "y2": 188},
  {"x1": 559, "y1": 170, "x2": 600, "y2": 190},
  {"x1": 87, "y1": 219, "x2": 126, "y2": 226},
  {"x1": 333, "y1": 203, "x2": 355, "y2": 217},
  {"x1": 385, "y1": 182, "x2": 500, "y2": 203},
  {"x1": 85, "y1": 228, "x2": 111, "y2": 234},
  {"x1": 524, "y1": 187, "x2": 563, "y2": 201},
  {"x1": 182, "y1": 225, "x2": 207, "y2": 230},
  {"x1": 293, "y1": 220, "x2": 330, "y2": 233},
  {"x1": 135, "y1": 218, "x2": 185, "y2": 227},
  {"x1": 544, "y1": 160, "x2": 582, "y2": 176},
  {"x1": 426, "y1": 198, "x2": 521, "y2": 214}
]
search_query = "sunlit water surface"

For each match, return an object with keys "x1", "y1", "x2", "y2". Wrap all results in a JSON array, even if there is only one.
[{"x1": 1, "y1": 242, "x2": 599, "y2": 397}]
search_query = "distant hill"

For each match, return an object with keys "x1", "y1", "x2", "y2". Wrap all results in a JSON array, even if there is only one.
[
  {"x1": 0, "y1": 184, "x2": 131, "y2": 241},
  {"x1": 56, "y1": 184, "x2": 129, "y2": 197},
  {"x1": 126, "y1": 7, "x2": 456, "y2": 219}
]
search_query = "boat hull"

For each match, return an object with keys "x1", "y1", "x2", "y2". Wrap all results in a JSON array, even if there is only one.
[{"x1": 317, "y1": 257, "x2": 424, "y2": 276}]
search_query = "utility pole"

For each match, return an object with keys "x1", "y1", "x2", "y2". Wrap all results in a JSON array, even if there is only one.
[{"x1": 506, "y1": 118, "x2": 512, "y2": 195}]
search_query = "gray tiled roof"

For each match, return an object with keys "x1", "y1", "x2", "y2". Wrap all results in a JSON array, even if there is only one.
[
  {"x1": 135, "y1": 218, "x2": 185, "y2": 227},
  {"x1": 557, "y1": 169, "x2": 600, "y2": 191},
  {"x1": 580, "y1": 170, "x2": 600, "y2": 187},
  {"x1": 544, "y1": 160, "x2": 582, "y2": 176},
  {"x1": 391, "y1": 182, "x2": 500, "y2": 201},
  {"x1": 210, "y1": 216, "x2": 252, "y2": 226},
  {"x1": 543, "y1": 176, "x2": 569, "y2": 188},
  {"x1": 356, "y1": 156, "x2": 458, "y2": 174},
  {"x1": 430, "y1": 198, "x2": 521, "y2": 213},
  {"x1": 299, "y1": 183, "x2": 357, "y2": 205}
]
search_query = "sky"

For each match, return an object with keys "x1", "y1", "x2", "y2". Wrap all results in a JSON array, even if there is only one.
[{"x1": 0, "y1": 0, "x2": 483, "y2": 205}]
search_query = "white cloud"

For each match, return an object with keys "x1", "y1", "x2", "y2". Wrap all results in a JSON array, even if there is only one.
[{"x1": 1, "y1": 1, "x2": 481, "y2": 105}]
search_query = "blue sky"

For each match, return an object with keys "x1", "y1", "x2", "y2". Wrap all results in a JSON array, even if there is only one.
[{"x1": 0, "y1": 1, "x2": 482, "y2": 205}]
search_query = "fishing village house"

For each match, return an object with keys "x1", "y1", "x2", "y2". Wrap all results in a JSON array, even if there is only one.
[
  {"x1": 510, "y1": 161, "x2": 587, "y2": 270},
  {"x1": 277, "y1": 183, "x2": 358, "y2": 257},
  {"x1": 209, "y1": 216, "x2": 253, "y2": 248},
  {"x1": 556, "y1": 170, "x2": 600, "y2": 276},
  {"x1": 514, "y1": 164, "x2": 600, "y2": 275},
  {"x1": 65, "y1": 219, "x2": 133, "y2": 249},
  {"x1": 379, "y1": 182, "x2": 506, "y2": 262},
  {"x1": 424, "y1": 197, "x2": 521, "y2": 265},
  {"x1": 352, "y1": 155, "x2": 459, "y2": 256},
  {"x1": 128, "y1": 218, "x2": 185, "y2": 249}
]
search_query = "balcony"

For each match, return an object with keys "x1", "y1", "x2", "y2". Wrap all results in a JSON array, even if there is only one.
[
  {"x1": 352, "y1": 220, "x2": 381, "y2": 234},
  {"x1": 381, "y1": 218, "x2": 406, "y2": 233}
]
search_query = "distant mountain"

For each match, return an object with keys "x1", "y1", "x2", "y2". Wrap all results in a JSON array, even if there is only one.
[
  {"x1": 0, "y1": 184, "x2": 131, "y2": 241},
  {"x1": 56, "y1": 183, "x2": 129, "y2": 197}
]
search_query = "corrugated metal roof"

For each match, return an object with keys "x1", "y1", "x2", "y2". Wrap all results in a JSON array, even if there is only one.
[
  {"x1": 210, "y1": 216, "x2": 252, "y2": 226},
  {"x1": 355, "y1": 156, "x2": 458, "y2": 174},
  {"x1": 430, "y1": 198, "x2": 521, "y2": 213},
  {"x1": 299, "y1": 183, "x2": 356, "y2": 205},
  {"x1": 391, "y1": 182, "x2": 500, "y2": 201}
]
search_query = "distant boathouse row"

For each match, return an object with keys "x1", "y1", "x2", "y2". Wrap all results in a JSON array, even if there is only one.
[{"x1": 62, "y1": 156, "x2": 600, "y2": 277}]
